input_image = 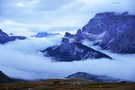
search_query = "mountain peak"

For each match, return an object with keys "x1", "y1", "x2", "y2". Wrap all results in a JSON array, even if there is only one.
[
  {"x1": 67, "y1": 72, "x2": 123, "y2": 83},
  {"x1": 42, "y1": 12, "x2": 135, "y2": 61},
  {"x1": 0, "y1": 29, "x2": 26, "y2": 44}
]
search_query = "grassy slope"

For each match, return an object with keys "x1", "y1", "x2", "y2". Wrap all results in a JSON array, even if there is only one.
[{"x1": 0, "y1": 78, "x2": 135, "y2": 90}]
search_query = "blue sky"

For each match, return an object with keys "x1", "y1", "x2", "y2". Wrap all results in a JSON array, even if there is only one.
[{"x1": 0, "y1": 0, "x2": 134, "y2": 35}]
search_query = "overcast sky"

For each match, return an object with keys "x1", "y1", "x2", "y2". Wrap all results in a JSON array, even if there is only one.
[{"x1": 0, "y1": 0, "x2": 134, "y2": 35}]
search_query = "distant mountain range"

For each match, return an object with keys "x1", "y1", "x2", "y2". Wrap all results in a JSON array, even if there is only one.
[
  {"x1": 42, "y1": 12, "x2": 135, "y2": 61},
  {"x1": 34, "y1": 32, "x2": 60, "y2": 38},
  {"x1": 0, "y1": 29, "x2": 26, "y2": 44}
]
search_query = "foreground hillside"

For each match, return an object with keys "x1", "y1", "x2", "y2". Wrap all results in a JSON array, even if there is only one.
[
  {"x1": 0, "y1": 71, "x2": 14, "y2": 83},
  {"x1": 0, "y1": 79, "x2": 135, "y2": 90}
]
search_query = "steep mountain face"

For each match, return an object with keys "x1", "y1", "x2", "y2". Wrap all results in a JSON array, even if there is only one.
[
  {"x1": 107, "y1": 27, "x2": 135, "y2": 53},
  {"x1": 43, "y1": 12, "x2": 135, "y2": 61},
  {"x1": 42, "y1": 38, "x2": 111, "y2": 62},
  {"x1": 0, "y1": 29, "x2": 26, "y2": 44},
  {"x1": 65, "y1": 12, "x2": 135, "y2": 53},
  {"x1": 67, "y1": 72, "x2": 122, "y2": 83},
  {"x1": 0, "y1": 71, "x2": 13, "y2": 83}
]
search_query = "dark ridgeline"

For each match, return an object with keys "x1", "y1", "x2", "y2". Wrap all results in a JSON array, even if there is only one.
[
  {"x1": 66, "y1": 72, "x2": 123, "y2": 83},
  {"x1": 42, "y1": 12, "x2": 135, "y2": 61},
  {"x1": 0, "y1": 71, "x2": 13, "y2": 83},
  {"x1": 43, "y1": 38, "x2": 111, "y2": 62},
  {"x1": 0, "y1": 29, "x2": 26, "y2": 44},
  {"x1": 34, "y1": 32, "x2": 60, "y2": 38}
]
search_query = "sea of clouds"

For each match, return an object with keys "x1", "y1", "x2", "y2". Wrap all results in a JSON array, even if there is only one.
[{"x1": 0, "y1": 35, "x2": 135, "y2": 81}]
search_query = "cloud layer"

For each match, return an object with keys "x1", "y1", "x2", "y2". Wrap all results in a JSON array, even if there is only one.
[{"x1": 0, "y1": 36, "x2": 135, "y2": 81}]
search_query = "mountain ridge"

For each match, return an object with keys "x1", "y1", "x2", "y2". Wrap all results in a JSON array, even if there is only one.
[
  {"x1": 42, "y1": 12, "x2": 135, "y2": 61},
  {"x1": 42, "y1": 38, "x2": 112, "y2": 61},
  {"x1": 0, "y1": 29, "x2": 26, "y2": 44},
  {"x1": 66, "y1": 72, "x2": 131, "y2": 83}
]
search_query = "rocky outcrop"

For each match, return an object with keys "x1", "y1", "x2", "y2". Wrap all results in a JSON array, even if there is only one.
[{"x1": 67, "y1": 72, "x2": 123, "y2": 83}]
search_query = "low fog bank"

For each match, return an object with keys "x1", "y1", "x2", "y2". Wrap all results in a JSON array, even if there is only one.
[{"x1": 0, "y1": 36, "x2": 135, "y2": 81}]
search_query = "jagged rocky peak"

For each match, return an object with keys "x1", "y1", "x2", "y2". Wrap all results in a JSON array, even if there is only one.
[
  {"x1": 64, "y1": 32, "x2": 74, "y2": 38},
  {"x1": 79, "y1": 12, "x2": 135, "y2": 51},
  {"x1": 42, "y1": 41, "x2": 112, "y2": 62}
]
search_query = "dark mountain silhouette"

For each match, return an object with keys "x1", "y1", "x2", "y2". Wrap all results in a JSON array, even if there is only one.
[
  {"x1": 0, "y1": 29, "x2": 26, "y2": 44},
  {"x1": 42, "y1": 38, "x2": 111, "y2": 62},
  {"x1": 0, "y1": 71, "x2": 13, "y2": 83},
  {"x1": 34, "y1": 32, "x2": 60, "y2": 38},
  {"x1": 67, "y1": 72, "x2": 124, "y2": 83}
]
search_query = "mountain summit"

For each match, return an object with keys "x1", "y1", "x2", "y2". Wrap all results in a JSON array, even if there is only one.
[
  {"x1": 43, "y1": 38, "x2": 111, "y2": 61},
  {"x1": 65, "y1": 12, "x2": 135, "y2": 53}
]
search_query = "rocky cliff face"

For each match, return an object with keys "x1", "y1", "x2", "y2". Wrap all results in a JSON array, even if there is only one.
[
  {"x1": 65, "y1": 12, "x2": 135, "y2": 53},
  {"x1": 108, "y1": 27, "x2": 135, "y2": 53},
  {"x1": 0, "y1": 29, "x2": 26, "y2": 44}
]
